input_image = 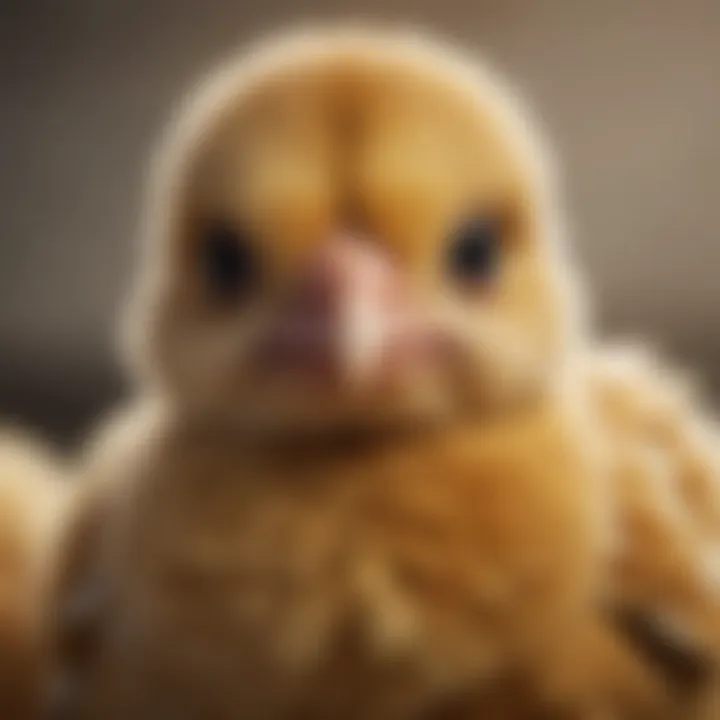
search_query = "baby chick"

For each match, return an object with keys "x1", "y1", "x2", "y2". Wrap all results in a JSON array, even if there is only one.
[
  {"x1": 50, "y1": 28, "x2": 720, "y2": 719},
  {"x1": 0, "y1": 430, "x2": 69, "y2": 719}
]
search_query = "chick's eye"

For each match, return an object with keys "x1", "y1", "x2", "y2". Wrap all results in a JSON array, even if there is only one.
[
  {"x1": 447, "y1": 216, "x2": 501, "y2": 285},
  {"x1": 201, "y1": 222, "x2": 259, "y2": 300}
]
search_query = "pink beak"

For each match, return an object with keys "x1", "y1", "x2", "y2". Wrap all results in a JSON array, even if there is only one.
[{"x1": 256, "y1": 233, "x2": 410, "y2": 386}]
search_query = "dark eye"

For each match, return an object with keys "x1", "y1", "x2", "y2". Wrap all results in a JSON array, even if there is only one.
[
  {"x1": 201, "y1": 222, "x2": 259, "y2": 300},
  {"x1": 446, "y1": 216, "x2": 501, "y2": 285}
]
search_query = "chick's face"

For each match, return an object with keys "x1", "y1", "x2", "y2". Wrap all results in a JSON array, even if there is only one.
[{"x1": 130, "y1": 35, "x2": 584, "y2": 437}]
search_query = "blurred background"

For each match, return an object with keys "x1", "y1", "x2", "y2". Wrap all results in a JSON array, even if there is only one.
[{"x1": 0, "y1": 0, "x2": 718, "y2": 443}]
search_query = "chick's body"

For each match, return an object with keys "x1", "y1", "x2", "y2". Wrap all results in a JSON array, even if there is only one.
[
  {"x1": 63, "y1": 389, "x2": 655, "y2": 720},
  {"x1": 52, "y1": 28, "x2": 720, "y2": 719}
]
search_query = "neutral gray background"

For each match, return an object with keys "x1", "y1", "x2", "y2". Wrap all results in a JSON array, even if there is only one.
[{"x1": 1, "y1": 0, "x2": 718, "y2": 440}]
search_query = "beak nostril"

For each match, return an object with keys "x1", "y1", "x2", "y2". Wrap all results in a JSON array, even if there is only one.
[
  {"x1": 286, "y1": 265, "x2": 342, "y2": 320},
  {"x1": 279, "y1": 233, "x2": 379, "y2": 324}
]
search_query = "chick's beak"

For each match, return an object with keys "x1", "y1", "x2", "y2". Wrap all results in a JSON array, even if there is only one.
[{"x1": 256, "y1": 233, "x2": 415, "y2": 387}]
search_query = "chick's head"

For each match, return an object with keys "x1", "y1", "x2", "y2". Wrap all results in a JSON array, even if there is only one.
[{"x1": 125, "y1": 29, "x2": 587, "y2": 438}]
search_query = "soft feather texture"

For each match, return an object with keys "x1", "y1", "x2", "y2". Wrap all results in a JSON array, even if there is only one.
[
  {"x1": 0, "y1": 430, "x2": 69, "y2": 719},
  {"x1": 55, "y1": 392, "x2": 667, "y2": 719},
  {"x1": 51, "y1": 27, "x2": 720, "y2": 719}
]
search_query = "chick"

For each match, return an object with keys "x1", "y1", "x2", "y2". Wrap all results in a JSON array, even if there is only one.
[
  {"x1": 0, "y1": 430, "x2": 69, "y2": 719},
  {"x1": 50, "y1": 28, "x2": 719, "y2": 719}
]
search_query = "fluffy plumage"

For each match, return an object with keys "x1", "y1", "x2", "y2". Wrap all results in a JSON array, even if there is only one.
[
  {"x1": 0, "y1": 430, "x2": 69, "y2": 719},
  {"x1": 50, "y1": 28, "x2": 720, "y2": 719}
]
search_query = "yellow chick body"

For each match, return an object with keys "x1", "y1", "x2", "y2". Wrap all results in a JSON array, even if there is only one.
[{"x1": 56, "y1": 388, "x2": 664, "y2": 719}]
